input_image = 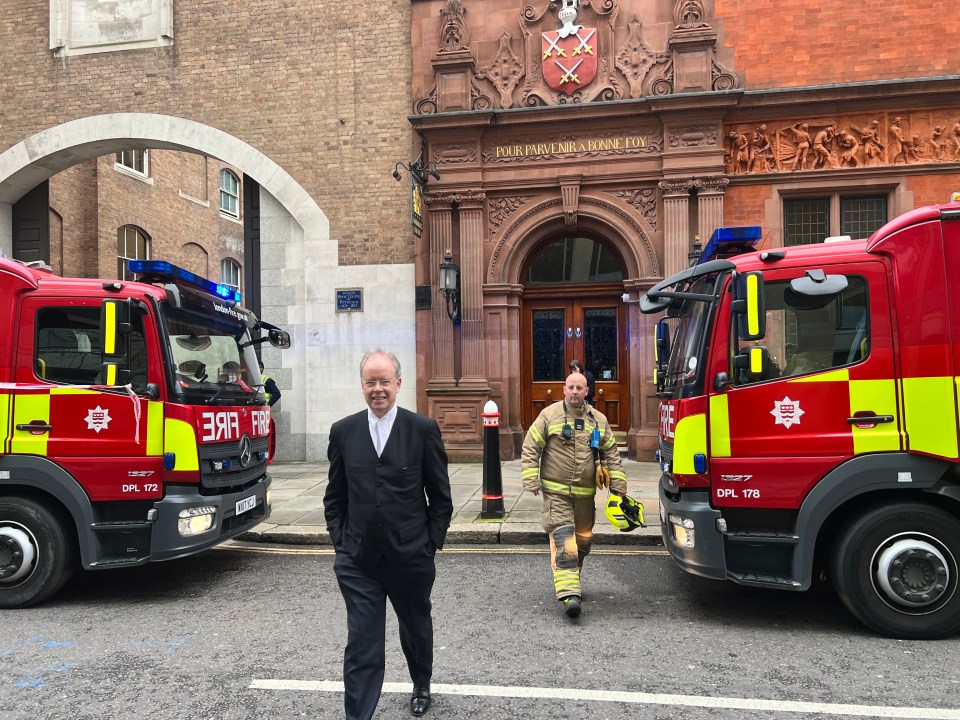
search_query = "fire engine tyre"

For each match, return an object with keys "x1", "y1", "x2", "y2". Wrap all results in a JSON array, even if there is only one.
[
  {"x1": 0, "y1": 497, "x2": 75, "y2": 609},
  {"x1": 832, "y1": 503, "x2": 960, "y2": 639}
]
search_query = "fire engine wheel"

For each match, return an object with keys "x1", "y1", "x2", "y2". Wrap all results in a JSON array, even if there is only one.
[
  {"x1": 832, "y1": 503, "x2": 960, "y2": 639},
  {"x1": 0, "y1": 497, "x2": 75, "y2": 609}
]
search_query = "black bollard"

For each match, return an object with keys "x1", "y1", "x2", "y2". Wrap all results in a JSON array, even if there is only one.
[{"x1": 481, "y1": 400, "x2": 505, "y2": 519}]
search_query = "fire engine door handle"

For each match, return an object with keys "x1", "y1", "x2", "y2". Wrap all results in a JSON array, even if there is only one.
[
  {"x1": 846, "y1": 414, "x2": 894, "y2": 427},
  {"x1": 16, "y1": 422, "x2": 53, "y2": 433}
]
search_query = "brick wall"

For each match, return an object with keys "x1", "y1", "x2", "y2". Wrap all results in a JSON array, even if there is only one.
[
  {"x1": 0, "y1": 0, "x2": 414, "y2": 268},
  {"x1": 715, "y1": 0, "x2": 957, "y2": 89}
]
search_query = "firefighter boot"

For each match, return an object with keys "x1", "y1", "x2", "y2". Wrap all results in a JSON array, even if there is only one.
[{"x1": 551, "y1": 525, "x2": 582, "y2": 616}]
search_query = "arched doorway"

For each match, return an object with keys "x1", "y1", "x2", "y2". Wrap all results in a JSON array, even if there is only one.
[{"x1": 520, "y1": 234, "x2": 629, "y2": 430}]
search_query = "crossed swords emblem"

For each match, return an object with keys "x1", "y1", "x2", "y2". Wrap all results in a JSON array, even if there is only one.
[{"x1": 542, "y1": 27, "x2": 596, "y2": 60}]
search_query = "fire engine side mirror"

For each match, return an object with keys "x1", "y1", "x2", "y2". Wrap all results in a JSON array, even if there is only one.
[
  {"x1": 268, "y1": 328, "x2": 291, "y2": 349},
  {"x1": 98, "y1": 362, "x2": 132, "y2": 386},
  {"x1": 733, "y1": 345, "x2": 771, "y2": 378},
  {"x1": 654, "y1": 319, "x2": 671, "y2": 374},
  {"x1": 100, "y1": 299, "x2": 131, "y2": 359},
  {"x1": 732, "y1": 271, "x2": 766, "y2": 341}
]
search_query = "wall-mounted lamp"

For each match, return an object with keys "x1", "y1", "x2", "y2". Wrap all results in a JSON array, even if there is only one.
[
  {"x1": 392, "y1": 142, "x2": 441, "y2": 185},
  {"x1": 438, "y1": 249, "x2": 461, "y2": 327},
  {"x1": 687, "y1": 234, "x2": 703, "y2": 266}
]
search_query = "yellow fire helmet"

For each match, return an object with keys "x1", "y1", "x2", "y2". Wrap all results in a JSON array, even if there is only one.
[{"x1": 605, "y1": 494, "x2": 646, "y2": 532}]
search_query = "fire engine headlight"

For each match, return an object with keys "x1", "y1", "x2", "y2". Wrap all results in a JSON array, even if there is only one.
[
  {"x1": 668, "y1": 514, "x2": 696, "y2": 549},
  {"x1": 178, "y1": 506, "x2": 216, "y2": 536}
]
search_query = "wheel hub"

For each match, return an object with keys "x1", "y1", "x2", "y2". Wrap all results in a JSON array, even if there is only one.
[
  {"x1": 876, "y1": 538, "x2": 949, "y2": 607},
  {"x1": 0, "y1": 525, "x2": 37, "y2": 584}
]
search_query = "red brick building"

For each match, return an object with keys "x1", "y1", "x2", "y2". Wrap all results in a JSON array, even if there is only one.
[{"x1": 410, "y1": 0, "x2": 960, "y2": 458}]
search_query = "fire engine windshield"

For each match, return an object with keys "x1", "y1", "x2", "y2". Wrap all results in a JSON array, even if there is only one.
[
  {"x1": 159, "y1": 300, "x2": 263, "y2": 405},
  {"x1": 662, "y1": 274, "x2": 720, "y2": 397}
]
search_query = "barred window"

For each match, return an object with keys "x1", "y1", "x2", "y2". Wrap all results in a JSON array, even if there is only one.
[{"x1": 784, "y1": 194, "x2": 887, "y2": 246}]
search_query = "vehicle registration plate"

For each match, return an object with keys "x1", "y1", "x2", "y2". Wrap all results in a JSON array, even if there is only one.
[{"x1": 236, "y1": 495, "x2": 257, "y2": 515}]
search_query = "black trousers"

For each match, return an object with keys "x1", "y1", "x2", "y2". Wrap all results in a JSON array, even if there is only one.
[{"x1": 333, "y1": 548, "x2": 437, "y2": 720}]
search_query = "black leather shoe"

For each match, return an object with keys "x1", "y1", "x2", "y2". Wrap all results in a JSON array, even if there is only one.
[{"x1": 411, "y1": 686, "x2": 431, "y2": 716}]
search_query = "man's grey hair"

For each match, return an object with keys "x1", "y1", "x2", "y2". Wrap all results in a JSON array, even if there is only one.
[{"x1": 359, "y1": 349, "x2": 402, "y2": 379}]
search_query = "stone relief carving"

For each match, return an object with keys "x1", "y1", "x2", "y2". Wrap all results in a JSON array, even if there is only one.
[
  {"x1": 489, "y1": 196, "x2": 534, "y2": 234},
  {"x1": 609, "y1": 188, "x2": 657, "y2": 230},
  {"x1": 724, "y1": 112, "x2": 960, "y2": 174},
  {"x1": 425, "y1": 190, "x2": 487, "y2": 207},
  {"x1": 439, "y1": 0, "x2": 469, "y2": 53},
  {"x1": 674, "y1": 0, "x2": 707, "y2": 29},
  {"x1": 668, "y1": 125, "x2": 718, "y2": 148},
  {"x1": 515, "y1": 0, "x2": 623, "y2": 107},
  {"x1": 434, "y1": 143, "x2": 478, "y2": 164},
  {"x1": 615, "y1": 17, "x2": 659, "y2": 99},
  {"x1": 477, "y1": 31, "x2": 525, "y2": 108},
  {"x1": 414, "y1": 0, "x2": 740, "y2": 113}
]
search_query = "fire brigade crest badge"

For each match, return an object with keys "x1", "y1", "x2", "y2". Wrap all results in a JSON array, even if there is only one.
[
  {"x1": 771, "y1": 397, "x2": 804, "y2": 429},
  {"x1": 542, "y1": 0, "x2": 597, "y2": 95},
  {"x1": 85, "y1": 405, "x2": 112, "y2": 433}
]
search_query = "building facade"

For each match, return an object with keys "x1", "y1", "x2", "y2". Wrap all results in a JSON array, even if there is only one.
[
  {"x1": 410, "y1": 0, "x2": 960, "y2": 459},
  {"x1": 1, "y1": 1, "x2": 959, "y2": 461}
]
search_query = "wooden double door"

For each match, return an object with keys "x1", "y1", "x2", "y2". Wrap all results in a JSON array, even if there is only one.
[{"x1": 520, "y1": 286, "x2": 628, "y2": 431}]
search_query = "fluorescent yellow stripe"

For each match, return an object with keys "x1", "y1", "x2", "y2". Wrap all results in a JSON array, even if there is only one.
[
  {"x1": 0, "y1": 393, "x2": 9, "y2": 453},
  {"x1": 530, "y1": 426, "x2": 545, "y2": 447},
  {"x1": 746, "y1": 274, "x2": 759, "y2": 336},
  {"x1": 105, "y1": 365, "x2": 117, "y2": 385},
  {"x1": 11, "y1": 394, "x2": 51, "y2": 455},
  {"x1": 788, "y1": 368, "x2": 849, "y2": 383},
  {"x1": 903, "y1": 376, "x2": 958, "y2": 459},
  {"x1": 673, "y1": 412, "x2": 706, "y2": 474},
  {"x1": 849, "y1": 379, "x2": 901, "y2": 454},
  {"x1": 147, "y1": 401, "x2": 164, "y2": 456},
  {"x1": 709, "y1": 394, "x2": 731, "y2": 458},
  {"x1": 104, "y1": 302, "x2": 116, "y2": 355},
  {"x1": 540, "y1": 479, "x2": 594, "y2": 496},
  {"x1": 49, "y1": 387, "x2": 98, "y2": 396},
  {"x1": 164, "y1": 418, "x2": 199, "y2": 471}
]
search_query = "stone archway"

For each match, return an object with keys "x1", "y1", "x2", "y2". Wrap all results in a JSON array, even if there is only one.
[
  {"x1": 484, "y1": 191, "x2": 660, "y2": 457},
  {"x1": 0, "y1": 113, "x2": 371, "y2": 462}
]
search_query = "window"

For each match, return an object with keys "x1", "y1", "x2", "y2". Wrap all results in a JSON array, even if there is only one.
[
  {"x1": 116, "y1": 150, "x2": 149, "y2": 176},
  {"x1": 733, "y1": 275, "x2": 869, "y2": 386},
  {"x1": 784, "y1": 195, "x2": 887, "y2": 246},
  {"x1": 220, "y1": 170, "x2": 240, "y2": 218},
  {"x1": 35, "y1": 305, "x2": 148, "y2": 391},
  {"x1": 221, "y1": 258, "x2": 241, "y2": 292},
  {"x1": 526, "y1": 237, "x2": 623, "y2": 283},
  {"x1": 117, "y1": 226, "x2": 149, "y2": 280}
]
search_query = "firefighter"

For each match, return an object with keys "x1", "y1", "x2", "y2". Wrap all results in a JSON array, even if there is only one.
[
  {"x1": 259, "y1": 360, "x2": 281, "y2": 407},
  {"x1": 521, "y1": 371, "x2": 627, "y2": 618}
]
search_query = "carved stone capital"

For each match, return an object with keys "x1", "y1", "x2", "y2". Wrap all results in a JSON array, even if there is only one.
[
  {"x1": 425, "y1": 190, "x2": 487, "y2": 207},
  {"x1": 658, "y1": 178, "x2": 695, "y2": 196},
  {"x1": 695, "y1": 176, "x2": 730, "y2": 194}
]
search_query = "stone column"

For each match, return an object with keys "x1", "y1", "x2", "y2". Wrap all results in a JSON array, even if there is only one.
[
  {"x1": 696, "y1": 176, "x2": 729, "y2": 244},
  {"x1": 658, "y1": 178, "x2": 694, "y2": 277},
  {"x1": 457, "y1": 191, "x2": 487, "y2": 388},
  {"x1": 426, "y1": 196, "x2": 454, "y2": 385}
]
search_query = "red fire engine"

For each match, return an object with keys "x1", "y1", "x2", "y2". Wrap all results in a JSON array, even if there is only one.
[
  {"x1": 0, "y1": 258, "x2": 289, "y2": 607},
  {"x1": 642, "y1": 203, "x2": 960, "y2": 639}
]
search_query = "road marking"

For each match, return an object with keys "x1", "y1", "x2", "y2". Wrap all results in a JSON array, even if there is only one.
[
  {"x1": 248, "y1": 679, "x2": 960, "y2": 719},
  {"x1": 218, "y1": 544, "x2": 667, "y2": 557}
]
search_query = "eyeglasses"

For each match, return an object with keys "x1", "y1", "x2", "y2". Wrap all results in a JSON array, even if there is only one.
[{"x1": 363, "y1": 379, "x2": 396, "y2": 389}]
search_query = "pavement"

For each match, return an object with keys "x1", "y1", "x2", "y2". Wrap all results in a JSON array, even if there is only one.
[{"x1": 238, "y1": 459, "x2": 666, "y2": 546}]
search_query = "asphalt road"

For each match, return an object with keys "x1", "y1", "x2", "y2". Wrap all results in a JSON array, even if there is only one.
[{"x1": 2, "y1": 545, "x2": 960, "y2": 720}]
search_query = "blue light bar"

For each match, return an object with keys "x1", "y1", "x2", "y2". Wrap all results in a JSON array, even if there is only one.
[
  {"x1": 128, "y1": 259, "x2": 242, "y2": 303},
  {"x1": 698, "y1": 226, "x2": 763, "y2": 264}
]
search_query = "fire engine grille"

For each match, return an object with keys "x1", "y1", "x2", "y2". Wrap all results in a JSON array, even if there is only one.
[{"x1": 198, "y1": 436, "x2": 271, "y2": 491}]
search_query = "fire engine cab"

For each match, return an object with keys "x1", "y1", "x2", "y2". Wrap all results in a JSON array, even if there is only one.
[
  {"x1": 642, "y1": 203, "x2": 960, "y2": 639},
  {"x1": 0, "y1": 258, "x2": 290, "y2": 607}
]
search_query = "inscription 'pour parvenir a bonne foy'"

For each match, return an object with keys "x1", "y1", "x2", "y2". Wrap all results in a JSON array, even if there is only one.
[{"x1": 494, "y1": 135, "x2": 648, "y2": 158}]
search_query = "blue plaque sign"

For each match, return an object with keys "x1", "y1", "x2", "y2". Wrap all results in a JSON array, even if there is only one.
[{"x1": 335, "y1": 288, "x2": 363, "y2": 313}]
